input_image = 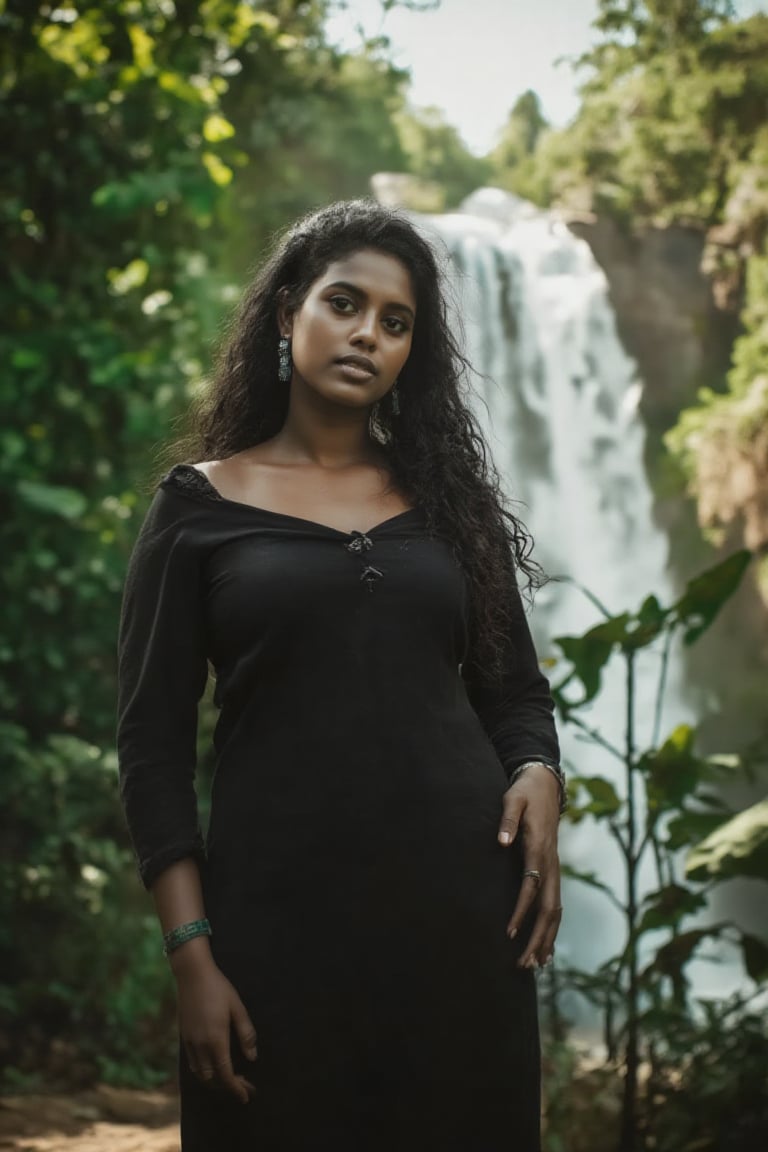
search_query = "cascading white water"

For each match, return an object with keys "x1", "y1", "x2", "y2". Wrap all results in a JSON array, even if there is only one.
[{"x1": 415, "y1": 189, "x2": 695, "y2": 987}]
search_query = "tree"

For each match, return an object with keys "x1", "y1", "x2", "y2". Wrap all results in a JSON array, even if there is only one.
[
  {"x1": 396, "y1": 104, "x2": 491, "y2": 210},
  {"x1": 489, "y1": 89, "x2": 550, "y2": 201}
]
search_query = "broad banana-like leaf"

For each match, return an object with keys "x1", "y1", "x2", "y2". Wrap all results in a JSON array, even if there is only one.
[{"x1": 686, "y1": 799, "x2": 768, "y2": 882}]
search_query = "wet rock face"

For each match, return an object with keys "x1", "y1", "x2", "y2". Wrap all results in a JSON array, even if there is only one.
[{"x1": 565, "y1": 215, "x2": 739, "y2": 434}]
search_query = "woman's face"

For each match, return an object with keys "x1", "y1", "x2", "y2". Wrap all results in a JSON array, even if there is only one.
[{"x1": 280, "y1": 248, "x2": 416, "y2": 410}]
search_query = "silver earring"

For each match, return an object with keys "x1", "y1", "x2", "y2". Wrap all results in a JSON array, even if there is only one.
[
  {"x1": 390, "y1": 380, "x2": 400, "y2": 416},
  {"x1": 278, "y1": 336, "x2": 292, "y2": 383}
]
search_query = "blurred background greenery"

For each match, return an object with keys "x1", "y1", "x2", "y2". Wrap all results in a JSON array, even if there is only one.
[{"x1": 1, "y1": 1, "x2": 767, "y2": 1148}]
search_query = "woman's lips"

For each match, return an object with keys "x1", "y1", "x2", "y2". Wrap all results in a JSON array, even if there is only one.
[{"x1": 335, "y1": 355, "x2": 378, "y2": 382}]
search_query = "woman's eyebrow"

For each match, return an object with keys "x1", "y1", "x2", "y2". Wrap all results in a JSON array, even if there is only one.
[{"x1": 325, "y1": 280, "x2": 415, "y2": 321}]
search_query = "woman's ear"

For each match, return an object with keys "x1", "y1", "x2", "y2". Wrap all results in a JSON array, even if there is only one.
[{"x1": 276, "y1": 289, "x2": 293, "y2": 339}]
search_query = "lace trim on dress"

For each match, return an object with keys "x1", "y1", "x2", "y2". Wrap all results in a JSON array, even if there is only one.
[{"x1": 162, "y1": 462, "x2": 223, "y2": 501}]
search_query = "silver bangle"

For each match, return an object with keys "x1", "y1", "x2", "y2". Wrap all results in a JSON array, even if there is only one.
[{"x1": 507, "y1": 760, "x2": 567, "y2": 814}]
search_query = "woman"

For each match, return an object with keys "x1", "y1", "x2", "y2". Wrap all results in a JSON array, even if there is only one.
[{"x1": 117, "y1": 199, "x2": 564, "y2": 1151}]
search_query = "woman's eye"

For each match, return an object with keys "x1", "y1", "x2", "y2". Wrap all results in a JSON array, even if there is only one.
[
  {"x1": 330, "y1": 295, "x2": 355, "y2": 313},
  {"x1": 384, "y1": 316, "x2": 408, "y2": 334}
]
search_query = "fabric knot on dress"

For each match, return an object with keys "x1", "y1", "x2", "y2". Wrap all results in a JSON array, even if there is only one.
[
  {"x1": 360, "y1": 564, "x2": 384, "y2": 589},
  {"x1": 346, "y1": 531, "x2": 383, "y2": 589},
  {"x1": 346, "y1": 531, "x2": 373, "y2": 555}
]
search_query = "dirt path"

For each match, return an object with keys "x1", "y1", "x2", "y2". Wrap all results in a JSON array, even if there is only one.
[{"x1": 0, "y1": 1086, "x2": 179, "y2": 1151}]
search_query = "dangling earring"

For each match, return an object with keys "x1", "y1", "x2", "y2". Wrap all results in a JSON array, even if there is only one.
[
  {"x1": 278, "y1": 336, "x2": 292, "y2": 383},
  {"x1": 390, "y1": 380, "x2": 400, "y2": 416}
]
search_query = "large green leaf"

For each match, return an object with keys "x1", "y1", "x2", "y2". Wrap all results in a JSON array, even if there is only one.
[
  {"x1": 637, "y1": 884, "x2": 707, "y2": 934},
  {"x1": 664, "y1": 806, "x2": 733, "y2": 851},
  {"x1": 740, "y1": 932, "x2": 768, "y2": 984},
  {"x1": 641, "y1": 725, "x2": 704, "y2": 811},
  {"x1": 568, "y1": 774, "x2": 623, "y2": 818},
  {"x1": 622, "y1": 593, "x2": 671, "y2": 651},
  {"x1": 671, "y1": 550, "x2": 752, "y2": 645},
  {"x1": 17, "y1": 481, "x2": 87, "y2": 520},
  {"x1": 686, "y1": 799, "x2": 768, "y2": 882},
  {"x1": 553, "y1": 613, "x2": 630, "y2": 702},
  {"x1": 643, "y1": 926, "x2": 725, "y2": 980}
]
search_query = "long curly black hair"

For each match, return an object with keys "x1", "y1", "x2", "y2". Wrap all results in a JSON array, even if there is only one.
[{"x1": 180, "y1": 199, "x2": 544, "y2": 682}]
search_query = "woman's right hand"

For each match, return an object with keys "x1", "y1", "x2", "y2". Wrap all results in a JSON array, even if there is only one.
[{"x1": 171, "y1": 941, "x2": 258, "y2": 1104}]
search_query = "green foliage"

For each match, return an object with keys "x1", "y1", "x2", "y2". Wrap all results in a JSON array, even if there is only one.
[
  {"x1": 542, "y1": 994, "x2": 768, "y2": 1152},
  {"x1": 489, "y1": 2, "x2": 768, "y2": 562},
  {"x1": 216, "y1": 31, "x2": 412, "y2": 274},
  {"x1": 493, "y1": 2, "x2": 768, "y2": 227},
  {"x1": 2, "y1": 4, "x2": 261, "y2": 1083},
  {"x1": 643, "y1": 995, "x2": 768, "y2": 1152},
  {"x1": 686, "y1": 798, "x2": 768, "y2": 884},
  {"x1": 396, "y1": 104, "x2": 491, "y2": 210},
  {"x1": 666, "y1": 242, "x2": 768, "y2": 567},
  {"x1": 0, "y1": 722, "x2": 175, "y2": 1083},
  {"x1": 488, "y1": 90, "x2": 550, "y2": 203},
  {"x1": 547, "y1": 551, "x2": 767, "y2": 1150}
]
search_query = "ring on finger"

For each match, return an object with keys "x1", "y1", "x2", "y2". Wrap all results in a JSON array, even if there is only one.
[{"x1": 523, "y1": 868, "x2": 542, "y2": 885}]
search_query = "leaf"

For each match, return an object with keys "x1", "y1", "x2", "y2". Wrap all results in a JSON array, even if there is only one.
[
  {"x1": 17, "y1": 481, "x2": 87, "y2": 520},
  {"x1": 672, "y1": 550, "x2": 752, "y2": 645},
  {"x1": 622, "y1": 594, "x2": 671, "y2": 651},
  {"x1": 569, "y1": 775, "x2": 623, "y2": 817},
  {"x1": 202, "y1": 152, "x2": 233, "y2": 187},
  {"x1": 560, "y1": 863, "x2": 619, "y2": 900},
  {"x1": 686, "y1": 799, "x2": 768, "y2": 883},
  {"x1": 12, "y1": 349, "x2": 44, "y2": 369},
  {"x1": 203, "y1": 114, "x2": 236, "y2": 143},
  {"x1": 553, "y1": 613, "x2": 630, "y2": 702},
  {"x1": 740, "y1": 932, "x2": 768, "y2": 983},
  {"x1": 637, "y1": 884, "x2": 707, "y2": 934},
  {"x1": 664, "y1": 807, "x2": 733, "y2": 851},
  {"x1": 644, "y1": 926, "x2": 724, "y2": 979},
  {"x1": 641, "y1": 724, "x2": 706, "y2": 811}
]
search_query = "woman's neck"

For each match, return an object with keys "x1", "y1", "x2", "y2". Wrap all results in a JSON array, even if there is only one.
[{"x1": 271, "y1": 396, "x2": 383, "y2": 470}]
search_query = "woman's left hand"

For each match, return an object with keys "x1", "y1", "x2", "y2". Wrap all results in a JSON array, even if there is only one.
[{"x1": 497, "y1": 764, "x2": 563, "y2": 968}]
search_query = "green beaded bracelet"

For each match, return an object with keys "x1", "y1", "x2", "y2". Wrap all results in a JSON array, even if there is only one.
[{"x1": 162, "y1": 918, "x2": 212, "y2": 957}]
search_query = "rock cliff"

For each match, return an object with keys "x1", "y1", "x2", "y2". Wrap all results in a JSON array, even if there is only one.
[{"x1": 564, "y1": 214, "x2": 738, "y2": 435}]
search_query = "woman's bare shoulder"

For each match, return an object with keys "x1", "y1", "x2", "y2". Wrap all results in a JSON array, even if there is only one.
[
  {"x1": 195, "y1": 444, "x2": 273, "y2": 478},
  {"x1": 191, "y1": 447, "x2": 274, "y2": 503}
]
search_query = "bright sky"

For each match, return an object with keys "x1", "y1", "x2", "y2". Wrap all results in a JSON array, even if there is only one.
[{"x1": 327, "y1": 0, "x2": 767, "y2": 155}]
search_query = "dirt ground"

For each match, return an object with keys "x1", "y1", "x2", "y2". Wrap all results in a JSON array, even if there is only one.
[{"x1": 0, "y1": 1086, "x2": 179, "y2": 1152}]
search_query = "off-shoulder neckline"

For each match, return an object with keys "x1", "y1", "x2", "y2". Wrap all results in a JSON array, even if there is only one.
[{"x1": 162, "y1": 462, "x2": 421, "y2": 538}]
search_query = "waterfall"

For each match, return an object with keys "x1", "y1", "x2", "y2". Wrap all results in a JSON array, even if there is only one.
[{"x1": 415, "y1": 189, "x2": 698, "y2": 990}]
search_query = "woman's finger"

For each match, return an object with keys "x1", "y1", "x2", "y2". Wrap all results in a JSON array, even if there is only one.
[
  {"x1": 498, "y1": 789, "x2": 526, "y2": 847},
  {"x1": 518, "y1": 900, "x2": 562, "y2": 969},
  {"x1": 517, "y1": 866, "x2": 562, "y2": 968},
  {"x1": 185, "y1": 1041, "x2": 214, "y2": 1083},
  {"x1": 505, "y1": 857, "x2": 545, "y2": 941},
  {"x1": 195, "y1": 1057, "x2": 216, "y2": 1084},
  {"x1": 231, "y1": 993, "x2": 258, "y2": 1062},
  {"x1": 211, "y1": 1047, "x2": 253, "y2": 1104},
  {"x1": 184, "y1": 1042, "x2": 200, "y2": 1078}
]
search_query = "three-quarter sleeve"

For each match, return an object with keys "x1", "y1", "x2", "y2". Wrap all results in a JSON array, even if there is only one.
[
  {"x1": 462, "y1": 581, "x2": 560, "y2": 778},
  {"x1": 117, "y1": 484, "x2": 210, "y2": 889}
]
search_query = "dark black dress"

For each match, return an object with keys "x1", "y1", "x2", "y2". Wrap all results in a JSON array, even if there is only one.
[{"x1": 117, "y1": 462, "x2": 560, "y2": 1152}]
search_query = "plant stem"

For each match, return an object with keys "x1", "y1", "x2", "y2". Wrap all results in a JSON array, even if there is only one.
[
  {"x1": 570, "y1": 716, "x2": 625, "y2": 762},
  {"x1": 620, "y1": 650, "x2": 641, "y2": 1152},
  {"x1": 652, "y1": 625, "x2": 675, "y2": 749}
]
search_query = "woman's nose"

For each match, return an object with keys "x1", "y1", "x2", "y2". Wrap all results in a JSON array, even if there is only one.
[{"x1": 350, "y1": 310, "x2": 377, "y2": 348}]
